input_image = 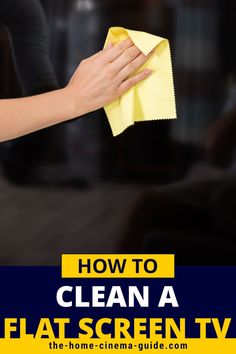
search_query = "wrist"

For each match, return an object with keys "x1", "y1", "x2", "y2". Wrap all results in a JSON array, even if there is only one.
[{"x1": 62, "y1": 86, "x2": 88, "y2": 120}]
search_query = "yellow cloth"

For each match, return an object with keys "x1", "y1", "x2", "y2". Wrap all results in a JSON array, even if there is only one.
[{"x1": 103, "y1": 27, "x2": 177, "y2": 136}]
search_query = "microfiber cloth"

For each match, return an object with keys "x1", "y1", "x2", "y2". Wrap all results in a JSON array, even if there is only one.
[{"x1": 103, "y1": 27, "x2": 177, "y2": 136}]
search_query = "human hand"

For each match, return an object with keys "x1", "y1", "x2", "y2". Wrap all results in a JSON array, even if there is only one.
[{"x1": 66, "y1": 38, "x2": 153, "y2": 116}]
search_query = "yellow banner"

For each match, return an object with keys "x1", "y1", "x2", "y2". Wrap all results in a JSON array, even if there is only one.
[
  {"x1": 0, "y1": 338, "x2": 236, "y2": 353},
  {"x1": 61, "y1": 254, "x2": 175, "y2": 278}
]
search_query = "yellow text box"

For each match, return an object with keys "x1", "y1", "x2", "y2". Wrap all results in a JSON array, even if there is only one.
[
  {"x1": 1, "y1": 338, "x2": 236, "y2": 354},
  {"x1": 61, "y1": 254, "x2": 175, "y2": 278}
]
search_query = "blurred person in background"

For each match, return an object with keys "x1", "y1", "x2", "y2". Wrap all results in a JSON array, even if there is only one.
[
  {"x1": 0, "y1": 0, "x2": 60, "y2": 185},
  {"x1": 119, "y1": 0, "x2": 236, "y2": 264}
]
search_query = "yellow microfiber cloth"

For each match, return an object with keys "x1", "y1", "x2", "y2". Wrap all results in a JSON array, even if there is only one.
[{"x1": 103, "y1": 27, "x2": 177, "y2": 136}]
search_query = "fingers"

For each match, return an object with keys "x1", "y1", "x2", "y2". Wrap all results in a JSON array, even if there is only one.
[
  {"x1": 104, "y1": 38, "x2": 133, "y2": 62},
  {"x1": 118, "y1": 69, "x2": 152, "y2": 95},
  {"x1": 110, "y1": 45, "x2": 142, "y2": 73},
  {"x1": 117, "y1": 50, "x2": 153, "y2": 81},
  {"x1": 88, "y1": 41, "x2": 113, "y2": 61}
]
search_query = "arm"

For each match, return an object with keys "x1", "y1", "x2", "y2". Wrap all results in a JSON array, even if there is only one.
[
  {"x1": 0, "y1": 38, "x2": 153, "y2": 142},
  {"x1": 0, "y1": 89, "x2": 75, "y2": 142}
]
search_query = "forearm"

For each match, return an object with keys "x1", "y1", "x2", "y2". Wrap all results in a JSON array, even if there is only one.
[
  {"x1": 0, "y1": 88, "x2": 80, "y2": 142},
  {"x1": 0, "y1": 37, "x2": 154, "y2": 142}
]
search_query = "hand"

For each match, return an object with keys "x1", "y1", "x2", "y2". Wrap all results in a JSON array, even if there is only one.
[{"x1": 66, "y1": 38, "x2": 153, "y2": 116}]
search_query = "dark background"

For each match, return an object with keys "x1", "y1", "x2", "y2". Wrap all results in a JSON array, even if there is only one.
[{"x1": 0, "y1": 0, "x2": 236, "y2": 265}]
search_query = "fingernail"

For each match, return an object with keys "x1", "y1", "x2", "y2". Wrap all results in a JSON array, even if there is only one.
[
  {"x1": 106, "y1": 42, "x2": 113, "y2": 49},
  {"x1": 145, "y1": 69, "x2": 152, "y2": 75}
]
